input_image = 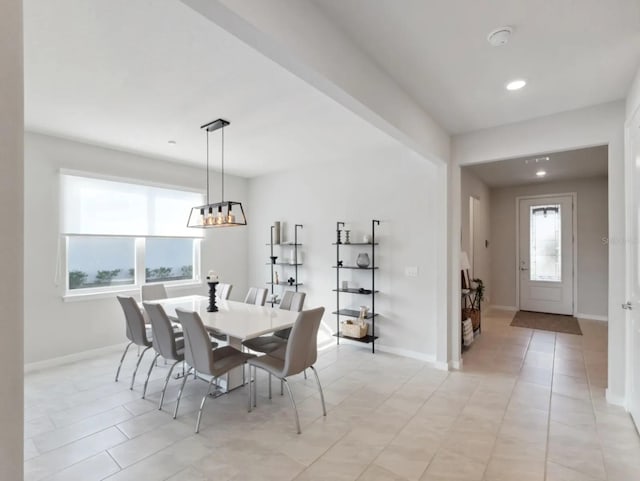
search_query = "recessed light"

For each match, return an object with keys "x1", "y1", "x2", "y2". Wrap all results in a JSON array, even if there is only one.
[
  {"x1": 168, "y1": 140, "x2": 177, "y2": 145},
  {"x1": 506, "y1": 79, "x2": 527, "y2": 91},
  {"x1": 536, "y1": 170, "x2": 547, "y2": 177}
]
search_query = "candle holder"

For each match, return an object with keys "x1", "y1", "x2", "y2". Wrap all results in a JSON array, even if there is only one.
[{"x1": 207, "y1": 281, "x2": 219, "y2": 312}]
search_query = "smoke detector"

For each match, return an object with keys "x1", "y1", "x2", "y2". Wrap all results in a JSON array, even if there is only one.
[{"x1": 487, "y1": 26, "x2": 513, "y2": 47}]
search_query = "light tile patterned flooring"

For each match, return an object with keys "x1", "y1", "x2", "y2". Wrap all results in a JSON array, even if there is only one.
[{"x1": 24, "y1": 308, "x2": 640, "y2": 480}]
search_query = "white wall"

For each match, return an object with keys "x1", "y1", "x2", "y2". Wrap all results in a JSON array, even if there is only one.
[
  {"x1": 490, "y1": 177, "x2": 608, "y2": 318},
  {"x1": 24, "y1": 133, "x2": 249, "y2": 364},
  {"x1": 247, "y1": 150, "x2": 443, "y2": 362},
  {"x1": 452, "y1": 100, "x2": 626, "y2": 402},
  {"x1": 0, "y1": 0, "x2": 24, "y2": 476},
  {"x1": 460, "y1": 169, "x2": 491, "y2": 302}
]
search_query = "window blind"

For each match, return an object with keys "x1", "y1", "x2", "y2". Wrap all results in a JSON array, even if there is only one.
[{"x1": 60, "y1": 173, "x2": 204, "y2": 238}]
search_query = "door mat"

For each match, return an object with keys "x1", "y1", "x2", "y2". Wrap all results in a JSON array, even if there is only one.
[{"x1": 510, "y1": 310, "x2": 582, "y2": 335}]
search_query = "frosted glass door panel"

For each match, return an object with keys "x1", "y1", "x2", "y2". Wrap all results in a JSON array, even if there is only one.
[{"x1": 530, "y1": 205, "x2": 561, "y2": 282}]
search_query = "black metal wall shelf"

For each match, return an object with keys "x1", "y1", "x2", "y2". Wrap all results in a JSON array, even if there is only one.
[
  {"x1": 332, "y1": 288, "x2": 379, "y2": 295},
  {"x1": 333, "y1": 333, "x2": 379, "y2": 343},
  {"x1": 267, "y1": 224, "x2": 303, "y2": 307},
  {"x1": 332, "y1": 266, "x2": 378, "y2": 270},
  {"x1": 332, "y1": 309, "x2": 378, "y2": 319},
  {"x1": 334, "y1": 219, "x2": 381, "y2": 353},
  {"x1": 331, "y1": 243, "x2": 379, "y2": 246}
]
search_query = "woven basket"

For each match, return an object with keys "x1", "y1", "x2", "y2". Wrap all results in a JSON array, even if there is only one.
[
  {"x1": 341, "y1": 322, "x2": 368, "y2": 338},
  {"x1": 462, "y1": 308, "x2": 481, "y2": 331}
]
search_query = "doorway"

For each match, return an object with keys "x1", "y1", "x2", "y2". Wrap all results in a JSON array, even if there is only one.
[{"x1": 517, "y1": 194, "x2": 575, "y2": 315}]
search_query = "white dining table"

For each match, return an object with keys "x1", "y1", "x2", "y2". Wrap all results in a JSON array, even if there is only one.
[{"x1": 145, "y1": 295, "x2": 299, "y2": 390}]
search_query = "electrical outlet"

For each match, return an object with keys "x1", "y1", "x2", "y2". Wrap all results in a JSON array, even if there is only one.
[{"x1": 405, "y1": 266, "x2": 418, "y2": 277}]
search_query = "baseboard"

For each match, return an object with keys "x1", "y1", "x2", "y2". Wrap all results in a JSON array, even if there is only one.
[
  {"x1": 449, "y1": 358, "x2": 463, "y2": 370},
  {"x1": 606, "y1": 388, "x2": 626, "y2": 407},
  {"x1": 24, "y1": 343, "x2": 127, "y2": 373},
  {"x1": 576, "y1": 313, "x2": 608, "y2": 322},
  {"x1": 488, "y1": 305, "x2": 518, "y2": 312},
  {"x1": 369, "y1": 344, "x2": 442, "y2": 366}
]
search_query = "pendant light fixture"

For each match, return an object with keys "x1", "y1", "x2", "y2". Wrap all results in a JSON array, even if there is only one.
[{"x1": 187, "y1": 118, "x2": 247, "y2": 228}]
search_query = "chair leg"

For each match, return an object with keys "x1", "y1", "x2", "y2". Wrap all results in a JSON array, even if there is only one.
[
  {"x1": 304, "y1": 369, "x2": 307, "y2": 380},
  {"x1": 142, "y1": 353, "x2": 160, "y2": 399},
  {"x1": 159, "y1": 360, "x2": 180, "y2": 410},
  {"x1": 282, "y1": 378, "x2": 301, "y2": 434},
  {"x1": 253, "y1": 366, "x2": 257, "y2": 408},
  {"x1": 130, "y1": 346, "x2": 152, "y2": 390},
  {"x1": 310, "y1": 366, "x2": 327, "y2": 417},
  {"x1": 248, "y1": 365, "x2": 252, "y2": 413},
  {"x1": 173, "y1": 367, "x2": 191, "y2": 419},
  {"x1": 115, "y1": 342, "x2": 133, "y2": 382},
  {"x1": 268, "y1": 373, "x2": 272, "y2": 400},
  {"x1": 281, "y1": 379, "x2": 284, "y2": 396},
  {"x1": 195, "y1": 377, "x2": 215, "y2": 433}
]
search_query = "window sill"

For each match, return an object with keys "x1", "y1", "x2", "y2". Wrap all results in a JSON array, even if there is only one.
[{"x1": 62, "y1": 281, "x2": 205, "y2": 303}]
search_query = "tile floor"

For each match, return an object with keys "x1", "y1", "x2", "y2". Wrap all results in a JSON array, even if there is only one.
[{"x1": 24, "y1": 308, "x2": 640, "y2": 480}]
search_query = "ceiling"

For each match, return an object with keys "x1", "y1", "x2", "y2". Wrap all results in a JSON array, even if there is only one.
[
  {"x1": 465, "y1": 145, "x2": 608, "y2": 187},
  {"x1": 313, "y1": 0, "x2": 640, "y2": 134},
  {"x1": 23, "y1": 0, "x2": 400, "y2": 178}
]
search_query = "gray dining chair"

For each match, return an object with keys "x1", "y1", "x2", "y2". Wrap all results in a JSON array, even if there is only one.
[
  {"x1": 242, "y1": 291, "x2": 305, "y2": 353},
  {"x1": 141, "y1": 283, "x2": 168, "y2": 301},
  {"x1": 247, "y1": 307, "x2": 326, "y2": 434},
  {"x1": 115, "y1": 296, "x2": 154, "y2": 390},
  {"x1": 244, "y1": 287, "x2": 268, "y2": 306},
  {"x1": 174, "y1": 308, "x2": 255, "y2": 433},
  {"x1": 217, "y1": 283, "x2": 233, "y2": 300},
  {"x1": 143, "y1": 302, "x2": 206, "y2": 409}
]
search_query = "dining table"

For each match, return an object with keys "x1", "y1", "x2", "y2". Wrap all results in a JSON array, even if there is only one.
[{"x1": 144, "y1": 294, "x2": 300, "y2": 390}]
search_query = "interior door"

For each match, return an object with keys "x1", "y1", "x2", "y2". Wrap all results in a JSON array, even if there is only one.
[
  {"x1": 628, "y1": 113, "x2": 640, "y2": 427},
  {"x1": 519, "y1": 195, "x2": 574, "y2": 315}
]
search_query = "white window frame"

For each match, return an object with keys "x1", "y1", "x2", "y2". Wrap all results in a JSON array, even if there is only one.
[{"x1": 63, "y1": 236, "x2": 202, "y2": 301}]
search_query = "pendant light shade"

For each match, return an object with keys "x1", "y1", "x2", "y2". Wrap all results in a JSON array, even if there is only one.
[{"x1": 187, "y1": 118, "x2": 247, "y2": 228}]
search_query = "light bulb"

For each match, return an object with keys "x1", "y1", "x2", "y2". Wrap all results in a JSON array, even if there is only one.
[
  {"x1": 226, "y1": 204, "x2": 235, "y2": 223},
  {"x1": 215, "y1": 206, "x2": 225, "y2": 224}
]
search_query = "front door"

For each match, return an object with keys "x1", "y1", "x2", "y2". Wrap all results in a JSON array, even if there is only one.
[
  {"x1": 628, "y1": 110, "x2": 640, "y2": 427},
  {"x1": 519, "y1": 195, "x2": 574, "y2": 315}
]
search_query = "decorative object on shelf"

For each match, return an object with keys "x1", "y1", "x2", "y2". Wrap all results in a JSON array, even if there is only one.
[
  {"x1": 358, "y1": 306, "x2": 369, "y2": 320},
  {"x1": 273, "y1": 221, "x2": 281, "y2": 244},
  {"x1": 336, "y1": 228, "x2": 342, "y2": 244},
  {"x1": 341, "y1": 319, "x2": 368, "y2": 338},
  {"x1": 363, "y1": 234, "x2": 371, "y2": 243},
  {"x1": 356, "y1": 253, "x2": 370, "y2": 268},
  {"x1": 207, "y1": 280, "x2": 219, "y2": 312},
  {"x1": 270, "y1": 256, "x2": 278, "y2": 265},
  {"x1": 287, "y1": 277, "x2": 295, "y2": 286},
  {"x1": 269, "y1": 293, "x2": 279, "y2": 304},
  {"x1": 337, "y1": 260, "x2": 343, "y2": 267},
  {"x1": 358, "y1": 288, "x2": 372, "y2": 294},
  {"x1": 344, "y1": 230, "x2": 351, "y2": 244},
  {"x1": 187, "y1": 118, "x2": 247, "y2": 228},
  {"x1": 341, "y1": 280, "x2": 348, "y2": 290},
  {"x1": 471, "y1": 278, "x2": 485, "y2": 305},
  {"x1": 274, "y1": 271, "x2": 279, "y2": 284}
]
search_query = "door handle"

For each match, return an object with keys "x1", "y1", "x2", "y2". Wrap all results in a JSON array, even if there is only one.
[
  {"x1": 520, "y1": 267, "x2": 529, "y2": 271},
  {"x1": 622, "y1": 302, "x2": 633, "y2": 310}
]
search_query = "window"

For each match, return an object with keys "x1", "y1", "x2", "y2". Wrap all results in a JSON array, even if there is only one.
[
  {"x1": 530, "y1": 204, "x2": 562, "y2": 282},
  {"x1": 61, "y1": 173, "x2": 203, "y2": 296},
  {"x1": 68, "y1": 237, "x2": 136, "y2": 290},
  {"x1": 145, "y1": 238, "x2": 196, "y2": 283}
]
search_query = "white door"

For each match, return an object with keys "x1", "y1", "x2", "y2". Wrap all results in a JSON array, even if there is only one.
[
  {"x1": 519, "y1": 195, "x2": 574, "y2": 315},
  {"x1": 628, "y1": 112, "x2": 640, "y2": 427}
]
